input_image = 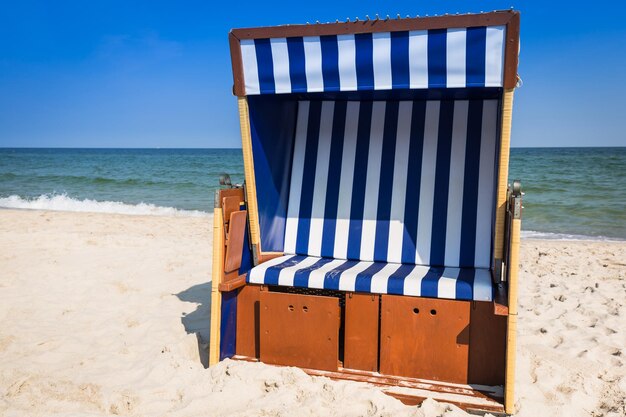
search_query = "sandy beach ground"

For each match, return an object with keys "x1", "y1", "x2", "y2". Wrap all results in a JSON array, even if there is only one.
[{"x1": 0, "y1": 209, "x2": 624, "y2": 417}]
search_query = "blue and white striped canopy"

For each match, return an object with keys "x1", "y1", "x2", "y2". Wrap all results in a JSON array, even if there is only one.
[{"x1": 240, "y1": 26, "x2": 505, "y2": 95}]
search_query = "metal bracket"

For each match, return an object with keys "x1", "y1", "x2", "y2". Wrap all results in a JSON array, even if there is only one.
[{"x1": 511, "y1": 179, "x2": 522, "y2": 220}]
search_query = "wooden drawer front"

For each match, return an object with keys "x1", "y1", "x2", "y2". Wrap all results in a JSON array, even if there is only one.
[
  {"x1": 344, "y1": 293, "x2": 379, "y2": 372},
  {"x1": 260, "y1": 291, "x2": 340, "y2": 371},
  {"x1": 468, "y1": 301, "x2": 506, "y2": 386},
  {"x1": 380, "y1": 295, "x2": 470, "y2": 384}
]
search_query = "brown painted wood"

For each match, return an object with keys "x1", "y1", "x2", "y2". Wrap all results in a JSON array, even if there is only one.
[
  {"x1": 236, "y1": 285, "x2": 261, "y2": 358},
  {"x1": 503, "y1": 12, "x2": 521, "y2": 89},
  {"x1": 222, "y1": 196, "x2": 241, "y2": 227},
  {"x1": 344, "y1": 293, "x2": 379, "y2": 372},
  {"x1": 218, "y1": 188, "x2": 244, "y2": 206},
  {"x1": 229, "y1": 32, "x2": 245, "y2": 96},
  {"x1": 260, "y1": 291, "x2": 340, "y2": 371},
  {"x1": 468, "y1": 301, "x2": 507, "y2": 386},
  {"x1": 224, "y1": 210, "x2": 247, "y2": 273},
  {"x1": 229, "y1": 11, "x2": 520, "y2": 95},
  {"x1": 384, "y1": 392, "x2": 504, "y2": 414},
  {"x1": 380, "y1": 295, "x2": 470, "y2": 384},
  {"x1": 218, "y1": 275, "x2": 246, "y2": 292},
  {"x1": 258, "y1": 252, "x2": 285, "y2": 263}
]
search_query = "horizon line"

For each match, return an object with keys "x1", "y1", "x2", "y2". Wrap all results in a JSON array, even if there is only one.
[{"x1": 1, "y1": 145, "x2": 625, "y2": 150}]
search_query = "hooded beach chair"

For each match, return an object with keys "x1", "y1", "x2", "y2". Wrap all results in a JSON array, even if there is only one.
[{"x1": 210, "y1": 10, "x2": 522, "y2": 415}]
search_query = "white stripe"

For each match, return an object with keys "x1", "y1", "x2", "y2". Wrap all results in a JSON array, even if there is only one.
[
  {"x1": 307, "y1": 259, "x2": 348, "y2": 289},
  {"x1": 308, "y1": 102, "x2": 335, "y2": 256},
  {"x1": 337, "y1": 34, "x2": 357, "y2": 91},
  {"x1": 475, "y1": 100, "x2": 498, "y2": 267},
  {"x1": 473, "y1": 268, "x2": 494, "y2": 301},
  {"x1": 284, "y1": 102, "x2": 310, "y2": 254},
  {"x1": 337, "y1": 261, "x2": 373, "y2": 292},
  {"x1": 372, "y1": 33, "x2": 392, "y2": 90},
  {"x1": 370, "y1": 263, "x2": 402, "y2": 294},
  {"x1": 387, "y1": 101, "x2": 412, "y2": 263},
  {"x1": 408, "y1": 30, "x2": 428, "y2": 88},
  {"x1": 402, "y1": 265, "x2": 431, "y2": 296},
  {"x1": 247, "y1": 255, "x2": 295, "y2": 284},
  {"x1": 240, "y1": 39, "x2": 260, "y2": 95},
  {"x1": 277, "y1": 256, "x2": 320, "y2": 286},
  {"x1": 444, "y1": 101, "x2": 469, "y2": 266},
  {"x1": 485, "y1": 26, "x2": 505, "y2": 87},
  {"x1": 438, "y1": 267, "x2": 460, "y2": 299},
  {"x1": 360, "y1": 102, "x2": 386, "y2": 261},
  {"x1": 446, "y1": 29, "x2": 467, "y2": 88},
  {"x1": 415, "y1": 101, "x2": 440, "y2": 264},
  {"x1": 333, "y1": 101, "x2": 360, "y2": 259},
  {"x1": 303, "y1": 36, "x2": 324, "y2": 92},
  {"x1": 270, "y1": 38, "x2": 291, "y2": 94}
]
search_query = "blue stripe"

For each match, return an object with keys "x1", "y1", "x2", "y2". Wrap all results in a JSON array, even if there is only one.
[
  {"x1": 347, "y1": 101, "x2": 373, "y2": 259},
  {"x1": 373, "y1": 101, "x2": 398, "y2": 262},
  {"x1": 387, "y1": 264, "x2": 416, "y2": 295},
  {"x1": 292, "y1": 257, "x2": 335, "y2": 288},
  {"x1": 355, "y1": 33, "x2": 374, "y2": 90},
  {"x1": 420, "y1": 267, "x2": 444, "y2": 298},
  {"x1": 456, "y1": 268, "x2": 475, "y2": 301},
  {"x1": 466, "y1": 27, "x2": 486, "y2": 87},
  {"x1": 320, "y1": 101, "x2": 347, "y2": 257},
  {"x1": 390, "y1": 31, "x2": 410, "y2": 89},
  {"x1": 262, "y1": 255, "x2": 306, "y2": 285},
  {"x1": 287, "y1": 37, "x2": 307, "y2": 92},
  {"x1": 254, "y1": 39, "x2": 276, "y2": 94},
  {"x1": 427, "y1": 29, "x2": 447, "y2": 88},
  {"x1": 354, "y1": 262, "x2": 385, "y2": 293},
  {"x1": 323, "y1": 259, "x2": 359, "y2": 290},
  {"x1": 295, "y1": 101, "x2": 322, "y2": 254},
  {"x1": 219, "y1": 289, "x2": 237, "y2": 360},
  {"x1": 320, "y1": 35, "x2": 340, "y2": 92},
  {"x1": 459, "y1": 100, "x2": 483, "y2": 267},
  {"x1": 429, "y1": 100, "x2": 455, "y2": 266},
  {"x1": 401, "y1": 101, "x2": 427, "y2": 263}
]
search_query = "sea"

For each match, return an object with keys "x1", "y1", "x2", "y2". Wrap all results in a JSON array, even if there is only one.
[{"x1": 0, "y1": 147, "x2": 624, "y2": 240}]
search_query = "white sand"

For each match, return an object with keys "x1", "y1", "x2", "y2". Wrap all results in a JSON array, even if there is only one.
[{"x1": 0, "y1": 209, "x2": 624, "y2": 416}]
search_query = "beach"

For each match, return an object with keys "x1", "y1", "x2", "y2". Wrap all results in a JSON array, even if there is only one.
[{"x1": 0, "y1": 208, "x2": 624, "y2": 416}]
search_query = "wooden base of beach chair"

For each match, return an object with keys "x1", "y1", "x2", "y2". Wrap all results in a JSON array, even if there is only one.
[
  {"x1": 231, "y1": 355, "x2": 505, "y2": 414},
  {"x1": 230, "y1": 284, "x2": 508, "y2": 413}
]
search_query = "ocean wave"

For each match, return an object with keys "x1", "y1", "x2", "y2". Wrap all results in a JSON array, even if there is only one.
[
  {"x1": 521, "y1": 230, "x2": 624, "y2": 242},
  {"x1": 0, "y1": 194, "x2": 209, "y2": 217}
]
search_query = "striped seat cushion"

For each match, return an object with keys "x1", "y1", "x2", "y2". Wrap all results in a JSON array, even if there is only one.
[
  {"x1": 284, "y1": 99, "x2": 498, "y2": 269},
  {"x1": 247, "y1": 255, "x2": 493, "y2": 301}
]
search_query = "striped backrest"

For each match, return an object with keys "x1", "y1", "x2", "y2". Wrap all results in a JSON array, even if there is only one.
[
  {"x1": 283, "y1": 99, "x2": 499, "y2": 269},
  {"x1": 240, "y1": 27, "x2": 505, "y2": 95}
]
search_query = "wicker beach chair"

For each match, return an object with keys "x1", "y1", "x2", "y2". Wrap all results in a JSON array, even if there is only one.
[{"x1": 210, "y1": 10, "x2": 522, "y2": 415}]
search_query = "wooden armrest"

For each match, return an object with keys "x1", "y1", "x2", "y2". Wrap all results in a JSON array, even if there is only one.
[{"x1": 219, "y1": 275, "x2": 247, "y2": 292}]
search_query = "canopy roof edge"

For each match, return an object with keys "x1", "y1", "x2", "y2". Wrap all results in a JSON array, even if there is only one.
[{"x1": 229, "y1": 10, "x2": 519, "y2": 96}]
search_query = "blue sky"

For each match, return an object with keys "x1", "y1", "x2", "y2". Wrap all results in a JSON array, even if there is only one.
[{"x1": 0, "y1": 0, "x2": 624, "y2": 148}]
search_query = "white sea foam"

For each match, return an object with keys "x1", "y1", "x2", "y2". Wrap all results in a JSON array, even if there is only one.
[
  {"x1": 521, "y1": 230, "x2": 623, "y2": 242},
  {"x1": 0, "y1": 194, "x2": 209, "y2": 217}
]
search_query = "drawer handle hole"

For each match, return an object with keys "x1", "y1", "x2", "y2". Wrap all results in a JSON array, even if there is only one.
[
  {"x1": 430, "y1": 309, "x2": 437, "y2": 316},
  {"x1": 302, "y1": 306, "x2": 308, "y2": 313},
  {"x1": 413, "y1": 308, "x2": 419, "y2": 314},
  {"x1": 288, "y1": 305, "x2": 294, "y2": 311}
]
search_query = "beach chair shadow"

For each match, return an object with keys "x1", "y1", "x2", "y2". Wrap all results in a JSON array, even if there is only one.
[{"x1": 176, "y1": 282, "x2": 212, "y2": 368}]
